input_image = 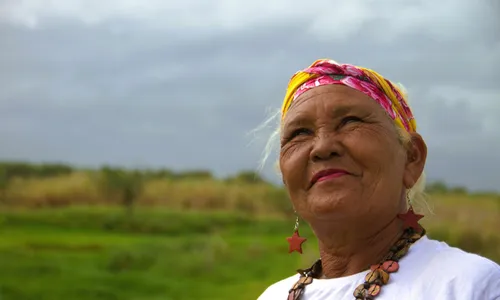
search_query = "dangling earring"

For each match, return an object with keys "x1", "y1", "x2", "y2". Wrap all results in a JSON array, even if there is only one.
[
  {"x1": 397, "y1": 190, "x2": 424, "y2": 230},
  {"x1": 286, "y1": 214, "x2": 307, "y2": 254}
]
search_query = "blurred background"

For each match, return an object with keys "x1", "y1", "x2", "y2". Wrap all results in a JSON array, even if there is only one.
[{"x1": 0, "y1": 1, "x2": 499, "y2": 299}]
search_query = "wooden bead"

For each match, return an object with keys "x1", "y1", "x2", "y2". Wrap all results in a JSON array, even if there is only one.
[
  {"x1": 382, "y1": 260, "x2": 399, "y2": 273},
  {"x1": 379, "y1": 270, "x2": 390, "y2": 285},
  {"x1": 409, "y1": 233, "x2": 422, "y2": 241},
  {"x1": 353, "y1": 284, "x2": 367, "y2": 298},
  {"x1": 368, "y1": 284, "x2": 381, "y2": 296},
  {"x1": 365, "y1": 269, "x2": 380, "y2": 283},
  {"x1": 394, "y1": 239, "x2": 408, "y2": 248},
  {"x1": 298, "y1": 276, "x2": 313, "y2": 285},
  {"x1": 393, "y1": 246, "x2": 409, "y2": 260}
]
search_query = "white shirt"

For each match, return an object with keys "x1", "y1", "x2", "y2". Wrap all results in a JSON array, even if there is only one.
[{"x1": 257, "y1": 236, "x2": 500, "y2": 300}]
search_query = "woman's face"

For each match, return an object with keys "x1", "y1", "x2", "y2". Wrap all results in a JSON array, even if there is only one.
[{"x1": 279, "y1": 84, "x2": 425, "y2": 224}]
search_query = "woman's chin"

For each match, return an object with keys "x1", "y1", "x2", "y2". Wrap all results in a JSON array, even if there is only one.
[{"x1": 306, "y1": 194, "x2": 354, "y2": 220}]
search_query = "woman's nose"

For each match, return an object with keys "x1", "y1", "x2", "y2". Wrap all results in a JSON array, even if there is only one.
[{"x1": 309, "y1": 133, "x2": 342, "y2": 162}]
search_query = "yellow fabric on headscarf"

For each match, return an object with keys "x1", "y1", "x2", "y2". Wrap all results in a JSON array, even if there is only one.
[{"x1": 281, "y1": 59, "x2": 417, "y2": 133}]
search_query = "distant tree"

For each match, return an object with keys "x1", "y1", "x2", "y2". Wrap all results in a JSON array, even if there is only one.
[
  {"x1": 0, "y1": 162, "x2": 33, "y2": 178},
  {"x1": 426, "y1": 181, "x2": 449, "y2": 193},
  {"x1": 175, "y1": 170, "x2": 213, "y2": 180},
  {"x1": 37, "y1": 163, "x2": 73, "y2": 177},
  {"x1": 0, "y1": 166, "x2": 8, "y2": 203},
  {"x1": 98, "y1": 167, "x2": 144, "y2": 218},
  {"x1": 450, "y1": 186, "x2": 468, "y2": 194},
  {"x1": 226, "y1": 171, "x2": 267, "y2": 184},
  {"x1": 0, "y1": 161, "x2": 73, "y2": 178},
  {"x1": 142, "y1": 169, "x2": 175, "y2": 180}
]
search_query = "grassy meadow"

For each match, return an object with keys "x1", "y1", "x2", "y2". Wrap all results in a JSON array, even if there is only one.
[{"x1": 0, "y1": 163, "x2": 499, "y2": 300}]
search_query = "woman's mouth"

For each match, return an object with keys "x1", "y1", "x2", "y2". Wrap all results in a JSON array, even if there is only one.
[{"x1": 311, "y1": 169, "x2": 349, "y2": 186}]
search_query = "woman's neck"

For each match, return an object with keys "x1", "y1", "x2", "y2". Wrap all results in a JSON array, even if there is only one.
[{"x1": 313, "y1": 217, "x2": 403, "y2": 279}]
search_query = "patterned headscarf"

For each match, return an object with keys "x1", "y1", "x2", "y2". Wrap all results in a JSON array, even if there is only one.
[{"x1": 281, "y1": 59, "x2": 416, "y2": 132}]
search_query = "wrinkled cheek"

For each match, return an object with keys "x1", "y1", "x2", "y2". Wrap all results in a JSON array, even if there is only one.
[
  {"x1": 280, "y1": 160, "x2": 298, "y2": 187},
  {"x1": 285, "y1": 182, "x2": 309, "y2": 215},
  {"x1": 278, "y1": 154, "x2": 289, "y2": 180},
  {"x1": 280, "y1": 149, "x2": 309, "y2": 200},
  {"x1": 287, "y1": 154, "x2": 307, "y2": 178}
]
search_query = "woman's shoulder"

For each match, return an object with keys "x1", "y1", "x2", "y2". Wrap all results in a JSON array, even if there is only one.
[
  {"x1": 256, "y1": 273, "x2": 300, "y2": 300},
  {"x1": 408, "y1": 236, "x2": 500, "y2": 298},
  {"x1": 417, "y1": 236, "x2": 499, "y2": 271}
]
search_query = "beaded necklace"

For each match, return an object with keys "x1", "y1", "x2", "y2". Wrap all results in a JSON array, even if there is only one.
[{"x1": 287, "y1": 227, "x2": 426, "y2": 300}]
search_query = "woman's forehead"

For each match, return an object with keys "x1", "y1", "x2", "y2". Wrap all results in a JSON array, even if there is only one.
[{"x1": 283, "y1": 85, "x2": 382, "y2": 122}]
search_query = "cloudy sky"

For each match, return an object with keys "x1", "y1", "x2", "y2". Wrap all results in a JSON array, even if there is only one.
[{"x1": 0, "y1": 0, "x2": 499, "y2": 190}]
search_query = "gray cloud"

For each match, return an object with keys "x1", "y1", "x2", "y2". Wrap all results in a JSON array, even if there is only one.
[{"x1": 0, "y1": 1, "x2": 499, "y2": 190}]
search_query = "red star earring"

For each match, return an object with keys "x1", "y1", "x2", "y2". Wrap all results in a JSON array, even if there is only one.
[
  {"x1": 398, "y1": 191, "x2": 424, "y2": 230},
  {"x1": 287, "y1": 215, "x2": 307, "y2": 254}
]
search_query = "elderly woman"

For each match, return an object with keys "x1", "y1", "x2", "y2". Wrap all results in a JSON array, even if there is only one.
[{"x1": 257, "y1": 59, "x2": 500, "y2": 300}]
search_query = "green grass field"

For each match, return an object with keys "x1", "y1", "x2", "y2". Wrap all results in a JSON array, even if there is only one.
[
  {"x1": 0, "y1": 202, "x2": 499, "y2": 300},
  {"x1": 0, "y1": 207, "x2": 315, "y2": 300}
]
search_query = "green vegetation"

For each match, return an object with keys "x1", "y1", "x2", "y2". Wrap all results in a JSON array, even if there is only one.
[
  {"x1": 0, "y1": 162, "x2": 499, "y2": 300},
  {"x1": 0, "y1": 208, "x2": 295, "y2": 300}
]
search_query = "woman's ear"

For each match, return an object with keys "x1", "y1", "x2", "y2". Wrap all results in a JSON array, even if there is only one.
[{"x1": 403, "y1": 133, "x2": 427, "y2": 188}]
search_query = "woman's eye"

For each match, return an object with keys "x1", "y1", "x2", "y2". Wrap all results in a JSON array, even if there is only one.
[
  {"x1": 340, "y1": 116, "x2": 362, "y2": 126},
  {"x1": 289, "y1": 128, "x2": 312, "y2": 139}
]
